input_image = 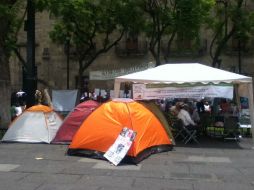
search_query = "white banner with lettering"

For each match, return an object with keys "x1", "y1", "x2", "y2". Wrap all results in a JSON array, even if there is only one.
[
  {"x1": 90, "y1": 62, "x2": 155, "y2": 80},
  {"x1": 133, "y1": 83, "x2": 233, "y2": 100}
]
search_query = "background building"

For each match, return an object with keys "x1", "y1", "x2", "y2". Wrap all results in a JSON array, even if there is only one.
[{"x1": 1, "y1": 5, "x2": 253, "y2": 127}]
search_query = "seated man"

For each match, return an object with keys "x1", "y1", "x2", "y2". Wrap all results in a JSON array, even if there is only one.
[
  {"x1": 170, "y1": 104, "x2": 200, "y2": 144},
  {"x1": 172, "y1": 103, "x2": 198, "y2": 130}
]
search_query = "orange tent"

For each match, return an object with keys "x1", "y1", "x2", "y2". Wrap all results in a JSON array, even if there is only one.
[{"x1": 68, "y1": 98, "x2": 174, "y2": 164}]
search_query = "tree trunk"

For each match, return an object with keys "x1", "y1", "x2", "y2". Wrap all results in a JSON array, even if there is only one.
[
  {"x1": 238, "y1": 39, "x2": 242, "y2": 74},
  {"x1": 0, "y1": 49, "x2": 11, "y2": 128},
  {"x1": 212, "y1": 26, "x2": 235, "y2": 68}
]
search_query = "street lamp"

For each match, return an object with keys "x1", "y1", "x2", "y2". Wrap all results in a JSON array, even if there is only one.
[{"x1": 23, "y1": 0, "x2": 37, "y2": 108}]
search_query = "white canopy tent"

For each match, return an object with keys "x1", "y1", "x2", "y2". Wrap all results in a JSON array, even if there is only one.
[{"x1": 114, "y1": 63, "x2": 254, "y2": 144}]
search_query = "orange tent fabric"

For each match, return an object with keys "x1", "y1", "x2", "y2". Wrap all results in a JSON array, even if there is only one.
[
  {"x1": 68, "y1": 98, "x2": 173, "y2": 163},
  {"x1": 26, "y1": 104, "x2": 52, "y2": 112}
]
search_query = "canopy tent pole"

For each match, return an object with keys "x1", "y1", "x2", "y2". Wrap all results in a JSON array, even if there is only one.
[
  {"x1": 247, "y1": 82, "x2": 254, "y2": 147},
  {"x1": 114, "y1": 80, "x2": 121, "y2": 98},
  {"x1": 234, "y1": 84, "x2": 241, "y2": 113}
]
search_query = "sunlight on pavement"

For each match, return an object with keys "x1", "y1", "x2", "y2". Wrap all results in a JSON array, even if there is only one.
[
  {"x1": 186, "y1": 156, "x2": 231, "y2": 163},
  {"x1": 78, "y1": 158, "x2": 141, "y2": 170},
  {"x1": 0, "y1": 164, "x2": 20, "y2": 172}
]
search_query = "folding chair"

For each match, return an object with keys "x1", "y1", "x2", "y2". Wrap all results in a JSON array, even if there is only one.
[
  {"x1": 223, "y1": 116, "x2": 241, "y2": 141},
  {"x1": 181, "y1": 125, "x2": 199, "y2": 144},
  {"x1": 173, "y1": 119, "x2": 199, "y2": 144},
  {"x1": 172, "y1": 119, "x2": 186, "y2": 140}
]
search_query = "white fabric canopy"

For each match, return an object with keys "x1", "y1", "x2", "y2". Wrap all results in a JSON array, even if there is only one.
[
  {"x1": 115, "y1": 63, "x2": 251, "y2": 84},
  {"x1": 114, "y1": 63, "x2": 254, "y2": 145}
]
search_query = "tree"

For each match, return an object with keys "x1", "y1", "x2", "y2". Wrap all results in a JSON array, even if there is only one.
[
  {"x1": 0, "y1": 0, "x2": 25, "y2": 124},
  {"x1": 164, "y1": 0, "x2": 214, "y2": 62},
  {"x1": 136, "y1": 0, "x2": 214, "y2": 66},
  {"x1": 0, "y1": 0, "x2": 24, "y2": 80},
  {"x1": 37, "y1": 0, "x2": 140, "y2": 90},
  {"x1": 137, "y1": 0, "x2": 173, "y2": 66},
  {"x1": 209, "y1": 0, "x2": 254, "y2": 70}
]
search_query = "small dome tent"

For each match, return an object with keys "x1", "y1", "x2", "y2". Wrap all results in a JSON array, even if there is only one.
[
  {"x1": 52, "y1": 100, "x2": 100, "y2": 144},
  {"x1": 2, "y1": 105, "x2": 63, "y2": 143},
  {"x1": 67, "y1": 98, "x2": 174, "y2": 164},
  {"x1": 139, "y1": 100, "x2": 175, "y2": 145}
]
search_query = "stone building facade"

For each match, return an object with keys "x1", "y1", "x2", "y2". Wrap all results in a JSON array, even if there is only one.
[{"x1": 10, "y1": 11, "x2": 254, "y2": 90}]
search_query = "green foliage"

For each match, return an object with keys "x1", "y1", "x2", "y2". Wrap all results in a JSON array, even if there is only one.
[
  {"x1": 37, "y1": 0, "x2": 141, "y2": 87},
  {"x1": 0, "y1": 0, "x2": 24, "y2": 56},
  {"x1": 35, "y1": 0, "x2": 254, "y2": 69},
  {"x1": 209, "y1": 0, "x2": 254, "y2": 68},
  {"x1": 135, "y1": 0, "x2": 214, "y2": 64},
  {"x1": 175, "y1": 0, "x2": 214, "y2": 40},
  {"x1": 40, "y1": 0, "x2": 139, "y2": 50}
]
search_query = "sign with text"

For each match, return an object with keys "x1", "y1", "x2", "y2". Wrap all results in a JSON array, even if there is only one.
[
  {"x1": 133, "y1": 83, "x2": 233, "y2": 100},
  {"x1": 104, "y1": 127, "x2": 136, "y2": 166},
  {"x1": 90, "y1": 62, "x2": 155, "y2": 80}
]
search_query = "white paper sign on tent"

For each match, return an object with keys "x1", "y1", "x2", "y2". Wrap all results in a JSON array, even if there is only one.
[{"x1": 104, "y1": 127, "x2": 136, "y2": 166}]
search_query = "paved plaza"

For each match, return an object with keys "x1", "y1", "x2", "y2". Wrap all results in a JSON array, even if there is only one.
[{"x1": 0, "y1": 137, "x2": 254, "y2": 190}]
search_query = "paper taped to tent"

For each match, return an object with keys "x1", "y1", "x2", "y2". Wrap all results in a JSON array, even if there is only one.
[
  {"x1": 104, "y1": 127, "x2": 137, "y2": 166},
  {"x1": 67, "y1": 98, "x2": 174, "y2": 164},
  {"x1": 2, "y1": 105, "x2": 63, "y2": 143},
  {"x1": 52, "y1": 100, "x2": 100, "y2": 144},
  {"x1": 114, "y1": 63, "x2": 254, "y2": 142}
]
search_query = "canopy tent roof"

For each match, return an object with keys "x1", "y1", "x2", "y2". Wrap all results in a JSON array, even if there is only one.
[
  {"x1": 114, "y1": 63, "x2": 254, "y2": 147},
  {"x1": 115, "y1": 63, "x2": 252, "y2": 84}
]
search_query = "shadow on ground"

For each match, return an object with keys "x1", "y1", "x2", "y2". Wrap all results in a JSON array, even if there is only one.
[{"x1": 174, "y1": 135, "x2": 253, "y2": 150}]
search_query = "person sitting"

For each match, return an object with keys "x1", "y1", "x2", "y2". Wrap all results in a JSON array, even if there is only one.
[
  {"x1": 170, "y1": 104, "x2": 200, "y2": 143},
  {"x1": 172, "y1": 103, "x2": 198, "y2": 130}
]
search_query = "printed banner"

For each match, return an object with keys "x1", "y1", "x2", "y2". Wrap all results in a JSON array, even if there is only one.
[
  {"x1": 133, "y1": 83, "x2": 233, "y2": 100},
  {"x1": 104, "y1": 127, "x2": 136, "y2": 166},
  {"x1": 90, "y1": 62, "x2": 155, "y2": 80}
]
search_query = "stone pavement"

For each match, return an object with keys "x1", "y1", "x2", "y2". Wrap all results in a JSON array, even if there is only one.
[{"x1": 0, "y1": 137, "x2": 254, "y2": 190}]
